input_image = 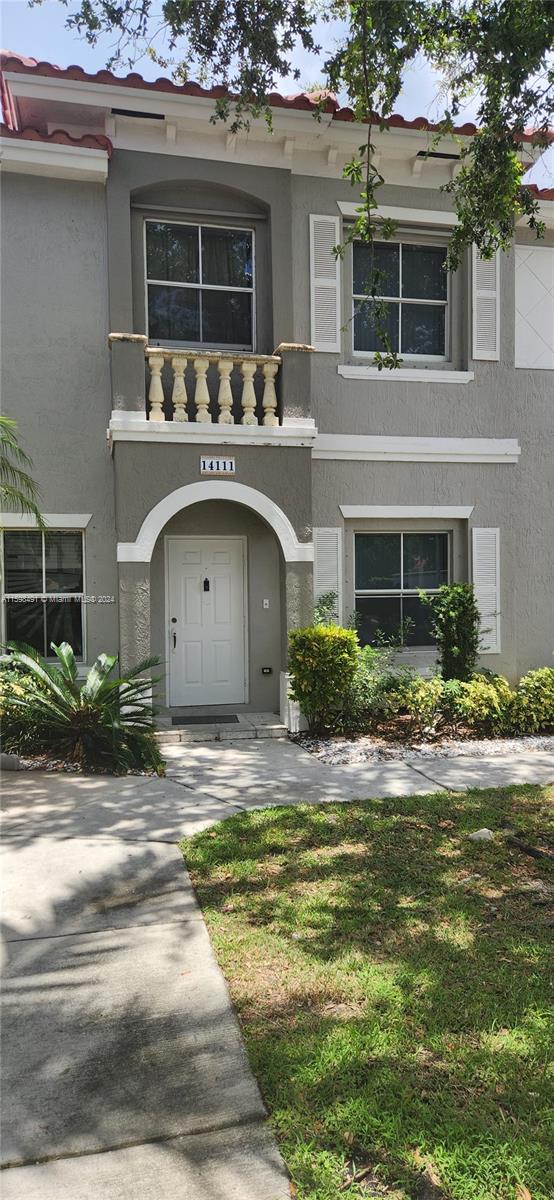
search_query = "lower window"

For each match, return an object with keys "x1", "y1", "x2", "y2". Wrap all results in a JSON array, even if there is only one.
[
  {"x1": 2, "y1": 530, "x2": 84, "y2": 658},
  {"x1": 354, "y1": 531, "x2": 449, "y2": 647}
]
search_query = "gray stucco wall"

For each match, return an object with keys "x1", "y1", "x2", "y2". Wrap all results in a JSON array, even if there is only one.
[
  {"x1": 150, "y1": 501, "x2": 282, "y2": 710},
  {"x1": 313, "y1": 457, "x2": 554, "y2": 681},
  {"x1": 106, "y1": 150, "x2": 293, "y2": 352},
  {"x1": 113, "y1": 442, "x2": 313, "y2": 545},
  {"x1": 0, "y1": 173, "x2": 118, "y2": 662},
  {"x1": 3, "y1": 149, "x2": 551, "y2": 688}
]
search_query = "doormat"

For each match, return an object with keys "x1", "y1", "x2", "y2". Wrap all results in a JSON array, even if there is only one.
[{"x1": 171, "y1": 713, "x2": 240, "y2": 726}]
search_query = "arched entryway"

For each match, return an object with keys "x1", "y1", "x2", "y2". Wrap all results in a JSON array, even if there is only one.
[{"x1": 117, "y1": 481, "x2": 313, "y2": 711}]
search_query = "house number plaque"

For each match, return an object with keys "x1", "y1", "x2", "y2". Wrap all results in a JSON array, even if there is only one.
[{"x1": 200, "y1": 456, "x2": 235, "y2": 475}]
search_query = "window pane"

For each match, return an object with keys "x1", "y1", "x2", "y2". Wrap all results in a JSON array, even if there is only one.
[
  {"x1": 5, "y1": 599, "x2": 45, "y2": 652},
  {"x1": 202, "y1": 290, "x2": 252, "y2": 347},
  {"x1": 45, "y1": 600, "x2": 83, "y2": 657},
  {"x1": 4, "y1": 532, "x2": 43, "y2": 593},
  {"x1": 356, "y1": 596, "x2": 401, "y2": 647},
  {"x1": 401, "y1": 303, "x2": 445, "y2": 356},
  {"x1": 146, "y1": 222, "x2": 198, "y2": 283},
  {"x1": 354, "y1": 300, "x2": 399, "y2": 353},
  {"x1": 148, "y1": 284, "x2": 200, "y2": 343},
  {"x1": 403, "y1": 596, "x2": 436, "y2": 646},
  {"x1": 402, "y1": 244, "x2": 447, "y2": 300},
  {"x1": 353, "y1": 242, "x2": 399, "y2": 296},
  {"x1": 403, "y1": 534, "x2": 448, "y2": 590},
  {"x1": 45, "y1": 533, "x2": 83, "y2": 594},
  {"x1": 201, "y1": 228, "x2": 252, "y2": 288},
  {"x1": 355, "y1": 534, "x2": 401, "y2": 590}
]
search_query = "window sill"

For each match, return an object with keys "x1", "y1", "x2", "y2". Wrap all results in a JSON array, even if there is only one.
[{"x1": 338, "y1": 365, "x2": 474, "y2": 384}]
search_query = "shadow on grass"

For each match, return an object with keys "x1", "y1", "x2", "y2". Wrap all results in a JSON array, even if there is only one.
[{"x1": 184, "y1": 783, "x2": 554, "y2": 1200}]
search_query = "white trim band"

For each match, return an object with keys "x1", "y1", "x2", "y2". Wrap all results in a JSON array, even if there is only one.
[
  {"x1": 340, "y1": 505, "x2": 474, "y2": 519},
  {"x1": 0, "y1": 138, "x2": 109, "y2": 182},
  {"x1": 337, "y1": 202, "x2": 457, "y2": 226},
  {"x1": 117, "y1": 481, "x2": 313, "y2": 564},
  {"x1": 0, "y1": 513, "x2": 93, "y2": 528},
  {"x1": 337, "y1": 365, "x2": 474, "y2": 384},
  {"x1": 314, "y1": 436, "x2": 520, "y2": 464},
  {"x1": 109, "y1": 414, "x2": 317, "y2": 446}
]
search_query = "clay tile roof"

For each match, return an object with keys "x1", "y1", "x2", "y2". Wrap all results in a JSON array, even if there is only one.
[
  {"x1": 0, "y1": 120, "x2": 113, "y2": 155},
  {"x1": 1, "y1": 48, "x2": 553, "y2": 193}
]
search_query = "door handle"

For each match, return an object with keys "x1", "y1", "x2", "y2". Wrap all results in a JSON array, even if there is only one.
[{"x1": 172, "y1": 631, "x2": 177, "y2": 649}]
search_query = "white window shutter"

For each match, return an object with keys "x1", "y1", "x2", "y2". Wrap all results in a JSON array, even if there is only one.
[
  {"x1": 310, "y1": 214, "x2": 341, "y2": 352},
  {"x1": 313, "y1": 527, "x2": 342, "y2": 621},
  {"x1": 472, "y1": 247, "x2": 500, "y2": 360},
  {"x1": 472, "y1": 527, "x2": 501, "y2": 653}
]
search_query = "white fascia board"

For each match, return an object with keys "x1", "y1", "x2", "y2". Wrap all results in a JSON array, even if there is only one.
[
  {"x1": 340, "y1": 505, "x2": 474, "y2": 519},
  {"x1": 0, "y1": 513, "x2": 92, "y2": 528},
  {"x1": 0, "y1": 137, "x2": 108, "y2": 182},
  {"x1": 314, "y1": 435, "x2": 521, "y2": 463},
  {"x1": 5, "y1": 72, "x2": 466, "y2": 166},
  {"x1": 337, "y1": 201, "x2": 458, "y2": 226},
  {"x1": 337, "y1": 365, "x2": 473, "y2": 383},
  {"x1": 108, "y1": 414, "x2": 317, "y2": 446}
]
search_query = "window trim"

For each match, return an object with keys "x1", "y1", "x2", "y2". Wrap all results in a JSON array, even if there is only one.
[
  {"x1": 351, "y1": 235, "x2": 450, "y2": 362},
  {"x1": 354, "y1": 529, "x2": 451, "y2": 647},
  {"x1": 143, "y1": 217, "x2": 257, "y2": 352},
  {"x1": 1, "y1": 529, "x2": 86, "y2": 662}
]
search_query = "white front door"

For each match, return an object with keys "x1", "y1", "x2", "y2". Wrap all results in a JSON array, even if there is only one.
[{"x1": 167, "y1": 537, "x2": 246, "y2": 707}]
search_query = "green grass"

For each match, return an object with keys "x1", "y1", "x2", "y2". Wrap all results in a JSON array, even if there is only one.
[{"x1": 182, "y1": 785, "x2": 554, "y2": 1200}]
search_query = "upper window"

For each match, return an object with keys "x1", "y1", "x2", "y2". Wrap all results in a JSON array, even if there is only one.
[
  {"x1": 145, "y1": 220, "x2": 254, "y2": 350},
  {"x1": 354, "y1": 532, "x2": 449, "y2": 647},
  {"x1": 2, "y1": 531, "x2": 84, "y2": 659},
  {"x1": 352, "y1": 240, "x2": 448, "y2": 358}
]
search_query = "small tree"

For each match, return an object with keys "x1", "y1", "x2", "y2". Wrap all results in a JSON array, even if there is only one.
[{"x1": 424, "y1": 583, "x2": 480, "y2": 682}]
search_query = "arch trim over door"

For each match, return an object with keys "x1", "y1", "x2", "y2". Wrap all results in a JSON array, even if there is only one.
[{"x1": 117, "y1": 480, "x2": 313, "y2": 564}]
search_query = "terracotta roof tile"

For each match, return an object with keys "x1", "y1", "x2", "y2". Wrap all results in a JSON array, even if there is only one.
[
  {"x1": 1, "y1": 49, "x2": 552, "y2": 195},
  {"x1": 0, "y1": 121, "x2": 112, "y2": 155}
]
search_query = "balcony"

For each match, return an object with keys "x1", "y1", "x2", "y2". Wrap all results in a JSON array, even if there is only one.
[
  {"x1": 146, "y1": 347, "x2": 280, "y2": 426},
  {"x1": 108, "y1": 334, "x2": 316, "y2": 446}
]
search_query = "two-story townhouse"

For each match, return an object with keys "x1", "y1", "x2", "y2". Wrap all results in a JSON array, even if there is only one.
[{"x1": 1, "y1": 50, "x2": 553, "y2": 725}]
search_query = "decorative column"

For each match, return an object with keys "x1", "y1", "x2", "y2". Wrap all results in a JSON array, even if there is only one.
[
  {"x1": 240, "y1": 360, "x2": 258, "y2": 425},
  {"x1": 217, "y1": 359, "x2": 234, "y2": 423},
  {"x1": 147, "y1": 353, "x2": 165, "y2": 422},
  {"x1": 171, "y1": 356, "x2": 188, "y2": 421},
  {"x1": 193, "y1": 357, "x2": 212, "y2": 423},
  {"x1": 261, "y1": 361, "x2": 279, "y2": 426}
]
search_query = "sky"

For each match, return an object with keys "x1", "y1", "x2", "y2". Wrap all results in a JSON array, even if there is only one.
[{"x1": 1, "y1": 0, "x2": 551, "y2": 186}]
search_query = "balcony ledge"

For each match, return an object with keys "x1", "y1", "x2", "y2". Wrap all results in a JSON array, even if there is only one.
[{"x1": 108, "y1": 413, "x2": 317, "y2": 447}]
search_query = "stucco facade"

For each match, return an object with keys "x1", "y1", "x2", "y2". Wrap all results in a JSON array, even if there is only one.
[{"x1": 1, "y1": 52, "x2": 553, "y2": 715}]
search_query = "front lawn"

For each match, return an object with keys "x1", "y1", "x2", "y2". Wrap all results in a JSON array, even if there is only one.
[{"x1": 183, "y1": 785, "x2": 554, "y2": 1200}]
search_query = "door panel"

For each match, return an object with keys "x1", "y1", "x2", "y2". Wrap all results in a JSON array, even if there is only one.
[{"x1": 168, "y1": 537, "x2": 246, "y2": 706}]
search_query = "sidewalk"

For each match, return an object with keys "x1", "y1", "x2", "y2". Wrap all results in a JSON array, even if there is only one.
[
  {"x1": 1, "y1": 738, "x2": 553, "y2": 1198},
  {"x1": 1, "y1": 770, "x2": 290, "y2": 1200}
]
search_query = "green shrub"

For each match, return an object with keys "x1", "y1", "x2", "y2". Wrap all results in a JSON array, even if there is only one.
[
  {"x1": 512, "y1": 667, "x2": 554, "y2": 733},
  {"x1": 401, "y1": 675, "x2": 447, "y2": 737},
  {"x1": 288, "y1": 625, "x2": 359, "y2": 733},
  {"x1": 423, "y1": 583, "x2": 480, "y2": 681},
  {"x1": 2, "y1": 641, "x2": 164, "y2": 773},
  {"x1": 335, "y1": 645, "x2": 406, "y2": 733},
  {"x1": 454, "y1": 673, "x2": 514, "y2": 735}
]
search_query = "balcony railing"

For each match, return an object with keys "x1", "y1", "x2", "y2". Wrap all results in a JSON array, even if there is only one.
[{"x1": 146, "y1": 348, "x2": 281, "y2": 426}]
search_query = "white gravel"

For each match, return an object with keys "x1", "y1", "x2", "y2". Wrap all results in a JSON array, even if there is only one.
[{"x1": 294, "y1": 733, "x2": 554, "y2": 766}]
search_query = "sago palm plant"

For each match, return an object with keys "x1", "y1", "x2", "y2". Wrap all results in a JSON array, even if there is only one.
[{"x1": 2, "y1": 641, "x2": 164, "y2": 773}]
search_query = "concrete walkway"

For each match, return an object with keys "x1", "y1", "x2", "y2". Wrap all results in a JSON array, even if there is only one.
[{"x1": 1, "y1": 739, "x2": 553, "y2": 1197}]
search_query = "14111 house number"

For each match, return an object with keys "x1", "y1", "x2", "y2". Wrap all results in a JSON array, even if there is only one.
[{"x1": 200, "y1": 456, "x2": 236, "y2": 475}]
